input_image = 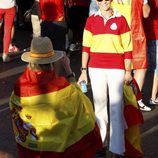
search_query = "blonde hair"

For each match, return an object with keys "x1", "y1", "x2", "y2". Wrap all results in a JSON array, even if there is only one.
[{"x1": 28, "y1": 63, "x2": 54, "y2": 71}]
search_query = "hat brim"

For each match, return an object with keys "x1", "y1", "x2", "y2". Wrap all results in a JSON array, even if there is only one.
[{"x1": 21, "y1": 50, "x2": 64, "y2": 64}]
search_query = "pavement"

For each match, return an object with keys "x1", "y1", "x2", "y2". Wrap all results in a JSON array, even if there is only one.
[{"x1": 0, "y1": 28, "x2": 158, "y2": 158}]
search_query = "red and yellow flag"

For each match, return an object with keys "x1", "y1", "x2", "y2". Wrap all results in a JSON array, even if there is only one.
[
  {"x1": 123, "y1": 79, "x2": 144, "y2": 157},
  {"x1": 10, "y1": 68, "x2": 102, "y2": 158}
]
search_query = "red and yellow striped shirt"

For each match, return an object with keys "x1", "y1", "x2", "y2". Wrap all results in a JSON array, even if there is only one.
[{"x1": 82, "y1": 9, "x2": 132, "y2": 69}]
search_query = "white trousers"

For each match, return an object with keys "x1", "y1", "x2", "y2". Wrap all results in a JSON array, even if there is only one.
[{"x1": 89, "y1": 68, "x2": 125, "y2": 155}]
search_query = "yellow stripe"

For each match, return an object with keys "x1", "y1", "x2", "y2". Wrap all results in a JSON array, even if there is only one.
[
  {"x1": 123, "y1": 84, "x2": 138, "y2": 108},
  {"x1": 125, "y1": 126, "x2": 143, "y2": 153},
  {"x1": 10, "y1": 83, "x2": 95, "y2": 151},
  {"x1": 83, "y1": 31, "x2": 132, "y2": 53},
  {"x1": 83, "y1": 29, "x2": 93, "y2": 48},
  {"x1": 121, "y1": 32, "x2": 133, "y2": 52},
  {"x1": 30, "y1": 51, "x2": 55, "y2": 58}
]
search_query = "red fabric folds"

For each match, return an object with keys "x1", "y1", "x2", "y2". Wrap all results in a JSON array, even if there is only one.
[
  {"x1": 14, "y1": 68, "x2": 70, "y2": 97},
  {"x1": 123, "y1": 79, "x2": 144, "y2": 157},
  {"x1": 124, "y1": 105, "x2": 144, "y2": 127},
  {"x1": 125, "y1": 137, "x2": 144, "y2": 158},
  {"x1": 131, "y1": 0, "x2": 147, "y2": 69}
]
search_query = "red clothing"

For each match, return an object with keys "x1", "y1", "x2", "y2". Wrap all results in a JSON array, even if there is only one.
[
  {"x1": 0, "y1": 6, "x2": 16, "y2": 54},
  {"x1": 40, "y1": 0, "x2": 65, "y2": 21},
  {"x1": 131, "y1": 0, "x2": 147, "y2": 69},
  {"x1": 82, "y1": 10, "x2": 132, "y2": 69},
  {"x1": 14, "y1": 68, "x2": 70, "y2": 97},
  {"x1": 143, "y1": 0, "x2": 158, "y2": 40}
]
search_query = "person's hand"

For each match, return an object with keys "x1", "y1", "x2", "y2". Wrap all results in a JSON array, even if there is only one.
[
  {"x1": 124, "y1": 71, "x2": 133, "y2": 85},
  {"x1": 77, "y1": 71, "x2": 88, "y2": 85}
]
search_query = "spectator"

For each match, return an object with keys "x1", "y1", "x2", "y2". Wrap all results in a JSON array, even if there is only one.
[
  {"x1": 31, "y1": 0, "x2": 41, "y2": 37},
  {"x1": 88, "y1": 0, "x2": 151, "y2": 111},
  {"x1": 0, "y1": 0, "x2": 17, "y2": 62},
  {"x1": 16, "y1": 0, "x2": 33, "y2": 28},
  {"x1": 9, "y1": 37, "x2": 102, "y2": 158},
  {"x1": 143, "y1": 0, "x2": 158, "y2": 105},
  {"x1": 78, "y1": 0, "x2": 132, "y2": 157},
  {"x1": 40, "y1": 0, "x2": 75, "y2": 82},
  {"x1": 67, "y1": 0, "x2": 90, "y2": 52},
  {"x1": 40, "y1": 0, "x2": 66, "y2": 51}
]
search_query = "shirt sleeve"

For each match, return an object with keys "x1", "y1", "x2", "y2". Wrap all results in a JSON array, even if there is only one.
[
  {"x1": 120, "y1": 16, "x2": 133, "y2": 59},
  {"x1": 82, "y1": 17, "x2": 93, "y2": 54}
]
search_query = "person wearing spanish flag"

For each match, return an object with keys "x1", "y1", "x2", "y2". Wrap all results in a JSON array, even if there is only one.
[{"x1": 9, "y1": 37, "x2": 102, "y2": 158}]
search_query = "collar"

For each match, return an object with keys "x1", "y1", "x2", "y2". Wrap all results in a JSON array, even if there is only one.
[{"x1": 94, "y1": 8, "x2": 121, "y2": 20}]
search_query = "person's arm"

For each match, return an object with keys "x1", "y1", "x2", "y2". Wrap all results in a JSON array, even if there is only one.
[
  {"x1": 77, "y1": 17, "x2": 92, "y2": 84},
  {"x1": 119, "y1": 16, "x2": 133, "y2": 84},
  {"x1": 124, "y1": 59, "x2": 132, "y2": 85},
  {"x1": 77, "y1": 52, "x2": 89, "y2": 84},
  {"x1": 143, "y1": 0, "x2": 150, "y2": 18}
]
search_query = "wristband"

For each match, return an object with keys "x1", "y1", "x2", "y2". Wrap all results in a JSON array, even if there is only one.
[{"x1": 81, "y1": 68, "x2": 87, "y2": 71}]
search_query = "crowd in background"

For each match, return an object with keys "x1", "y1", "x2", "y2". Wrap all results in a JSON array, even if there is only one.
[
  {"x1": 0, "y1": 0, "x2": 158, "y2": 158},
  {"x1": 3, "y1": 0, "x2": 155, "y2": 112}
]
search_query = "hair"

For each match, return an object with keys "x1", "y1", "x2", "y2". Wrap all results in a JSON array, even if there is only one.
[{"x1": 28, "y1": 63, "x2": 54, "y2": 71}]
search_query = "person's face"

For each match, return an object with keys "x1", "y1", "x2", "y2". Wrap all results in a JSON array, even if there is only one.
[{"x1": 96, "y1": 0, "x2": 112, "y2": 11}]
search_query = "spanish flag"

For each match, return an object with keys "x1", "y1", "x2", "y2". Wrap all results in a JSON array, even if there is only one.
[
  {"x1": 123, "y1": 79, "x2": 144, "y2": 157},
  {"x1": 10, "y1": 68, "x2": 102, "y2": 158}
]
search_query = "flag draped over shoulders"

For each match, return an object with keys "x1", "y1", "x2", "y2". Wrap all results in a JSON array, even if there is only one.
[{"x1": 10, "y1": 68, "x2": 102, "y2": 158}]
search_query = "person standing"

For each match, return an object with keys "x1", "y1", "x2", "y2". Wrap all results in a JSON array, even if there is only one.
[
  {"x1": 88, "y1": 0, "x2": 151, "y2": 111},
  {"x1": 67, "y1": 0, "x2": 90, "y2": 52},
  {"x1": 40, "y1": 0, "x2": 66, "y2": 52},
  {"x1": 31, "y1": 0, "x2": 41, "y2": 37},
  {"x1": 78, "y1": 0, "x2": 132, "y2": 156},
  {"x1": 143, "y1": 0, "x2": 158, "y2": 105},
  {"x1": 39, "y1": 0, "x2": 75, "y2": 82},
  {"x1": 0, "y1": 0, "x2": 16, "y2": 62}
]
